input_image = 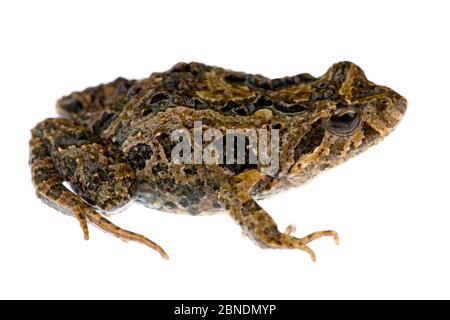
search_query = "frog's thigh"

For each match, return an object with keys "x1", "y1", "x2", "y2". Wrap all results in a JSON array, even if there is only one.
[
  {"x1": 218, "y1": 170, "x2": 338, "y2": 261},
  {"x1": 30, "y1": 118, "x2": 168, "y2": 258}
]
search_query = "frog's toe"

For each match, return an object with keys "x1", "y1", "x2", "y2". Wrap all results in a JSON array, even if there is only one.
[
  {"x1": 269, "y1": 231, "x2": 337, "y2": 261},
  {"x1": 72, "y1": 206, "x2": 89, "y2": 240},
  {"x1": 283, "y1": 238, "x2": 317, "y2": 262},
  {"x1": 284, "y1": 224, "x2": 296, "y2": 235},
  {"x1": 85, "y1": 208, "x2": 169, "y2": 259},
  {"x1": 299, "y1": 244, "x2": 316, "y2": 262},
  {"x1": 281, "y1": 230, "x2": 339, "y2": 261},
  {"x1": 298, "y1": 230, "x2": 340, "y2": 245}
]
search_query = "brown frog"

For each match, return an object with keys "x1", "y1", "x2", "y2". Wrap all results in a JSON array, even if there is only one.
[{"x1": 29, "y1": 61, "x2": 407, "y2": 261}]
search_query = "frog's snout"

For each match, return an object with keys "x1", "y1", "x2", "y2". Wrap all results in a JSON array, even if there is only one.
[{"x1": 394, "y1": 96, "x2": 408, "y2": 115}]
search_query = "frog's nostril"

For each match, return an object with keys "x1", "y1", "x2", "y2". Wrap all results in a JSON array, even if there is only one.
[{"x1": 395, "y1": 97, "x2": 408, "y2": 114}]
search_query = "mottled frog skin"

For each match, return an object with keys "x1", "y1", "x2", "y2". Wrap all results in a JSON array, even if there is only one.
[{"x1": 29, "y1": 61, "x2": 406, "y2": 260}]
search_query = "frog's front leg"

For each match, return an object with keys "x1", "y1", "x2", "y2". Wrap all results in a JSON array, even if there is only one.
[
  {"x1": 218, "y1": 170, "x2": 338, "y2": 261},
  {"x1": 29, "y1": 118, "x2": 168, "y2": 259}
]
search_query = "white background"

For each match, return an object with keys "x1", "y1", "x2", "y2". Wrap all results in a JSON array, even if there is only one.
[{"x1": 1, "y1": 0, "x2": 449, "y2": 299}]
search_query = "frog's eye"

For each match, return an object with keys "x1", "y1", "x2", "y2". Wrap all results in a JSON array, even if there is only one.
[{"x1": 327, "y1": 111, "x2": 360, "y2": 135}]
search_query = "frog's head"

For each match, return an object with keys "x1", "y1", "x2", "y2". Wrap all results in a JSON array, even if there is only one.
[{"x1": 288, "y1": 61, "x2": 407, "y2": 182}]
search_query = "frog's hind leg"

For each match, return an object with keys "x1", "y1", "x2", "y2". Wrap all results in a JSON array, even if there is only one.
[
  {"x1": 29, "y1": 118, "x2": 168, "y2": 259},
  {"x1": 218, "y1": 170, "x2": 338, "y2": 261}
]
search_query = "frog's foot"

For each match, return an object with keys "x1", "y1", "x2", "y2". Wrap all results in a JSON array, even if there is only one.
[
  {"x1": 219, "y1": 170, "x2": 338, "y2": 261},
  {"x1": 243, "y1": 225, "x2": 297, "y2": 239},
  {"x1": 30, "y1": 119, "x2": 168, "y2": 259},
  {"x1": 301, "y1": 230, "x2": 339, "y2": 245},
  {"x1": 283, "y1": 225, "x2": 339, "y2": 244},
  {"x1": 283, "y1": 224, "x2": 339, "y2": 247},
  {"x1": 260, "y1": 229, "x2": 339, "y2": 261},
  {"x1": 84, "y1": 205, "x2": 169, "y2": 259}
]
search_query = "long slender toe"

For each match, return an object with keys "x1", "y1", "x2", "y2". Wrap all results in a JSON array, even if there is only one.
[{"x1": 300, "y1": 230, "x2": 339, "y2": 245}]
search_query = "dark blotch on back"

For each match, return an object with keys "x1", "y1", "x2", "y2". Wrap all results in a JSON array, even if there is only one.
[
  {"x1": 56, "y1": 129, "x2": 90, "y2": 148},
  {"x1": 149, "y1": 92, "x2": 170, "y2": 104},
  {"x1": 255, "y1": 95, "x2": 273, "y2": 107},
  {"x1": 152, "y1": 163, "x2": 168, "y2": 175},
  {"x1": 113, "y1": 122, "x2": 130, "y2": 146},
  {"x1": 274, "y1": 101, "x2": 308, "y2": 114},
  {"x1": 183, "y1": 166, "x2": 198, "y2": 175},
  {"x1": 60, "y1": 97, "x2": 84, "y2": 114},
  {"x1": 156, "y1": 133, "x2": 176, "y2": 160},
  {"x1": 294, "y1": 121, "x2": 325, "y2": 161},
  {"x1": 270, "y1": 78, "x2": 285, "y2": 90},
  {"x1": 234, "y1": 104, "x2": 255, "y2": 116},
  {"x1": 169, "y1": 62, "x2": 192, "y2": 73},
  {"x1": 127, "y1": 85, "x2": 143, "y2": 100},
  {"x1": 93, "y1": 112, "x2": 117, "y2": 135},
  {"x1": 113, "y1": 77, "x2": 135, "y2": 95},
  {"x1": 222, "y1": 100, "x2": 246, "y2": 114},
  {"x1": 247, "y1": 73, "x2": 315, "y2": 90},
  {"x1": 294, "y1": 73, "x2": 316, "y2": 83},
  {"x1": 127, "y1": 143, "x2": 153, "y2": 170},
  {"x1": 224, "y1": 73, "x2": 246, "y2": 83},
  {"x1": 311, "y1": 81, "x2": 337, "y2": 101},
  {"x1": 184, "y1": 96, "x2": 206, "y2": 109},
  {"x1": 168, "y1": 62, "x2": 206, "y2": 76},
  {"x1": 352, "y1": 81, "x2": 382, "y2": 98}
]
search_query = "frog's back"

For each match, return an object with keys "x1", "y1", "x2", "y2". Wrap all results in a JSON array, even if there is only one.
[{"x1": 93, "y1": 62, "x2": 320, "y2": 214}]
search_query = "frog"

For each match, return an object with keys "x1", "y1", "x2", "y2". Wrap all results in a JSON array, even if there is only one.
[{"x1": 29, "y1": 61, "x2": 407, "y2": 261}]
